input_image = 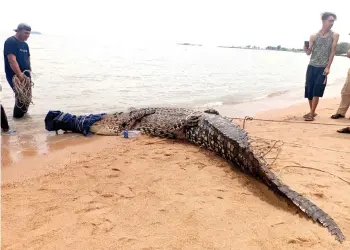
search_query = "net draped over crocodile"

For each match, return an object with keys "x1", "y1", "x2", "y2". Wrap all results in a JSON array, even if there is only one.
[{"x1": 44, "y1": 107, "x2": 345, "y2": 243}]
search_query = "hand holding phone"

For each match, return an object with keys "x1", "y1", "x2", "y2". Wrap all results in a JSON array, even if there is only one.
[{"x1": 304, "y1": 41, "x2": 310, "y2": 49}]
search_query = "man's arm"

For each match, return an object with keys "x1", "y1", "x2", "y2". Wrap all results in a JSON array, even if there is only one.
[
  {"x1": 4, "y1": 38, "x2": 24, "y2": 81},
  {"x1": 326, "y1": 32, "x2": 340, "y2": 69},
  {"x1": 28, "y1": 56, "x2": 32, "y2": 77},
  {"x1": 347, "y1": 48, "x2": 350, "y2": 58},
  {"x1": 322, "y1": 32, "x2": 339, "y2": 76},
  {"x1": 7, "y1": 54, "x2": 24, "y2": 80},
  {"x1": 28, "y1": 45, "x2": 31, "y2": 71},
  {"x1": 305, "y1": 34, "x2": 316, "y2": 55}
]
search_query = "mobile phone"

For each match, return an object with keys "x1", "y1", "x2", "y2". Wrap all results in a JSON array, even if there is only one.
[{"x1": 304, "y1": 41, "x2": 309, "y2": 49}]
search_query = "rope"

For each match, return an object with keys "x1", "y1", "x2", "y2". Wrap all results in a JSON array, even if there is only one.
[
  {"x1": 277, "y1": 165, "x2": 350, "y2": 185},
  {"x1": 12, "y1": 70, "x2": 34, "y2": 111},
  {"x1": 226, "y1": 116, "x2": 350, "y2": 153},
  {"x1": 53, "y1": 112, "x2": 103, "y2": 136},
  {"x1": 227, "y1": 116, "x2": 348, "y2": 129},
  {"x1": 251, "y1": 135, "x2": 350, "y2": 154}
]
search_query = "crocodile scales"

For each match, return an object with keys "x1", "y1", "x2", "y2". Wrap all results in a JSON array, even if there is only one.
[{"x1": 89, "y1": 107, "x2": 345, "y2": 242}]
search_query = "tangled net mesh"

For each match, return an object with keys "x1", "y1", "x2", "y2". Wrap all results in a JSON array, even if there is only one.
[{"x1": 12, "y1": 70, "x2": 34, "y2": 111}]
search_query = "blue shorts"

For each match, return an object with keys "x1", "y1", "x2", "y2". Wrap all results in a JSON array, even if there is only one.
[{"x1": 304, "y1": 65, "x2": 327, "y2": 100}]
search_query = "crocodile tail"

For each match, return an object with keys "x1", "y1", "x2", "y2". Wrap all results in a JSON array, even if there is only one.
[
  {"x1": 243, "y1": 148, "x2": 345, "y2": 243},
  {"x1": 186, "y1": 115, "x2": 345, "y2": 243}
]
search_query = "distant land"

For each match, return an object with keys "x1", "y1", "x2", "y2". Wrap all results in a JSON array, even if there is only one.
[
  {"x1": 31, "y1": 31, "x2": 42, "y2": 35},
  {"x1": 218, "y1": 42, "x2": 350, "y2": 56},
  {"x1": 177, "y1": 43, "x2": 202, "y2": 47},
  {"x1": 218, "y1": 45, "x2": 304, "y2": 53}
]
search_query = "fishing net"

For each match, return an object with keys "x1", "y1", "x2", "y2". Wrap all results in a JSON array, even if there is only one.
[{"x1": 12, "y1": 70, "x2": 34, "y2": 111}]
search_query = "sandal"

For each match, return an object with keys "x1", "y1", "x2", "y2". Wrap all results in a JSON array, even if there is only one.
[
  {"x1": 303, "y1": 113, "x2": 317, "y2": 118},
  {"x1": 331, "y1": 113, "x2": 345, "y2": 119},
  {"x1": 1, "y1": 129, "x2": 16, "y2": 135},
  {"x1": 337, "y1": 127, "x2": 350, "y2": 134},
  {"x1": 304, "y1": 114, "x2": 314, "y2": 121}
]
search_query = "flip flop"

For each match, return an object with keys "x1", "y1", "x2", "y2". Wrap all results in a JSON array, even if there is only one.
[
  {"x1": 304, "y1": 114, "x2": 314, "y2": 121},
  {"x1": 1, "y1": 129, "x2": 16, "y2": 135},
  {"x1": 331, "y1": 114, "x2": 345, "y2": 119},
  {"x1": 337, "y1": 127, "x2": 350, "y2": 134},
  {"x1": 303, "y1": 113, "x2": 317, "y2": 118}
]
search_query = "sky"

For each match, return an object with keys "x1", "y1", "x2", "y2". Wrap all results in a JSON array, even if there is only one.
[{"x1": 0, "y1": 0, "x2": 349, "y2": 48}]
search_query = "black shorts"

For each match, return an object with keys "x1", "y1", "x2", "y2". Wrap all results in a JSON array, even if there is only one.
[{"x1": 304, "y1": 65, "x2": 327, "y2": 100}]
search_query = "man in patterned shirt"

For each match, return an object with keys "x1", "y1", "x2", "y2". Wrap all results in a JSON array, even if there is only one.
[{"x1": 303, "y1": 12, "x2": 339, "y2": 121}]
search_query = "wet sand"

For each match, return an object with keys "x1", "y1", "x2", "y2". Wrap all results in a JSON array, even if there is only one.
[{"x1": 2, "y1": 98, "x2": 350, "y2": 249}]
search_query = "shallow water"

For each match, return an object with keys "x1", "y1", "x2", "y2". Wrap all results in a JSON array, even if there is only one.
[{"x1": 1, "y1": 33, "x2": 349, "y2": 164}]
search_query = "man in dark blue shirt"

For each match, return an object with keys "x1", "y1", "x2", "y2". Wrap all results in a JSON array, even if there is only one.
[{"x1": 3, "y1": 23, "x2": 32, "y2": 118}]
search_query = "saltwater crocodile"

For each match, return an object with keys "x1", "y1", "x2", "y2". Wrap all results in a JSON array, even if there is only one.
[{"x1": 88, "y1": 107, "x2": 344, "y2": 242}]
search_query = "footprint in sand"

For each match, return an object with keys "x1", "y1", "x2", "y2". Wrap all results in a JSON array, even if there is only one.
[
  {"x1": 101, "y1": 193, "x2": 114, "y2": 198},
  {"x1": 312, "y1": 192, "x2": 325, "y2": 199},
  {"x1": 304, "y1": 183, "x2": 329, "y2": 189},
  {"x1": 107, "y1": 174, "x2": 119, "y2": 178},
  {"x1": 117, "y1": 237, "x2": 137, "y2": 244},
  {"x1": 196, "y1": 162, "x2": 206, "y2": 170},
  {"x1": 287, "y1": 237, "x2": 316, "y2": 247},
  {"x1": 91, "y1": 218, "x2": 116, "y2": 235},
  {"x1": 75, "y1": 203, "x2": 110, "y2": 215},
  {"x1": 117, "y1": 186, "x2": 135, "y2": 199}
]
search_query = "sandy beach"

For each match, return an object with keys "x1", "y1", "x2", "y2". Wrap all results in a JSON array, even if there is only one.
[{"x1": 2, "y1": 98, "x2": 350, "y2": 250}]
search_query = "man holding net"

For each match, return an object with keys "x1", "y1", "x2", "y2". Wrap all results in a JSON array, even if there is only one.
[{"x1": 3, "y1": 23, "x2": 33, "y2": 119}]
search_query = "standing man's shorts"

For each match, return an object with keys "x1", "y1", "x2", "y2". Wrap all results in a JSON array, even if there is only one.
[{"x1": 304, "y1": 65, "x2": 327, "y2": 100}]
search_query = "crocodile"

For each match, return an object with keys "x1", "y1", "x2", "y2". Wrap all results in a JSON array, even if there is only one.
[{"x1": 89, "y1": 107, "x2": 345, "y2": 242}]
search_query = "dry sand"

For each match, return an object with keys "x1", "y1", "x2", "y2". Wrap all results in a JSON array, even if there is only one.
[{"x1": 2, "y1": 98, "x2": 350, "y2": 250}]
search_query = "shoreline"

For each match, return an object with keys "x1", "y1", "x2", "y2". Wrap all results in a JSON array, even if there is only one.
[
  {"x1": 1, "y1": 87, "x2": 346, "y2": 170},
  {"x1": 2, "y1": 97, "x2": 349, "y2": 184},
  {"x1": 2, "y1": 98, "x2": 350, "y2": 249}
]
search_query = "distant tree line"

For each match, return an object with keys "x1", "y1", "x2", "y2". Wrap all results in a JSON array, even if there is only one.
[
  {"x1": 219, "y1": 42, "x2": 350, "y2": 55},
  {"x1": 265, "y1": 42, "x2": 350, "y2": 55},
  {"x1": 336, "y1": 42, "x2": 350, "y2": 55},
  {"x1": 265, "y1": 45, "x2": 303, "y2": 52}
]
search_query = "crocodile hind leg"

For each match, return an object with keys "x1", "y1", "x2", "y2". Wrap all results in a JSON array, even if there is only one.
[
  {"x1": 204, "y1": 108, "x2": 220, "y2": 115},
  {"x1": 139, "y1": 114, "x2": 200, "y2": 139},
  {"x1": 124, "y1": 108, "x2": 156, "y2": 129}
]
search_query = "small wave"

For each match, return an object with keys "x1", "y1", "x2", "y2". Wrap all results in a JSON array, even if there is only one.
[
  {"x1": 266, "y1": 90, "x2": 289, "y2": 98},
  {"x1": 195, "y1": 90, "x2": 291, "y2": 109},
  {"x1": 197, "y1": 101, "x2": 223, "y2": 108}
]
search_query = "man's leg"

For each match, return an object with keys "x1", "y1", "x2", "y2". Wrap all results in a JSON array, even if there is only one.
[
  {"x1": 335, "y1": 94, "x2": 350, "y2": 117},
  {"x1": 310, "y1": 97, "x2": 320, "y2": 116},
  {"x1": 8, "y1": 75, "x2": 31, "y2": 119},
  {"x1": 308, "y1": 100, "x2": 312, "y2": 110},
  {"x1": 304, "y1": 65, "x2": 317, "y2": 118},
  {"x1": 1, "y1": 104, "x2": 10, "y2": 132},
  {"x1": 332, "y1": 70, "x2": 350, "y2": 118},
  {"x1": 305, "y1": 68, "x2": 326, "y2": 121},
  {"x1": 6, "y1": 78, "x2": 27, "y2": 119},
  {"x1": 13, "y1": 95, "x2": 28, "y2": 119}
]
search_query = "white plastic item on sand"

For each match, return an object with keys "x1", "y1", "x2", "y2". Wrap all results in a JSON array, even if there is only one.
[
  {"x1": 128, "y1": 130, "x2": 141, "y2": 138},
  {"x1": 121, "y1": 130, "x2": 142, "y2": 138}
]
